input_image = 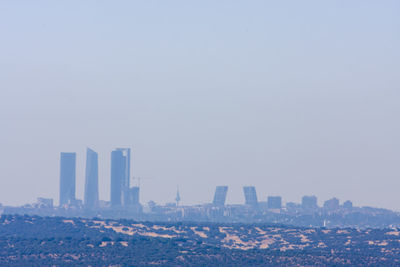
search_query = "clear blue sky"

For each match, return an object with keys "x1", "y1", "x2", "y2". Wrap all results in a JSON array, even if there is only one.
[{"x1": 0, "y1": 1, "x2": 399, "y2": 210}]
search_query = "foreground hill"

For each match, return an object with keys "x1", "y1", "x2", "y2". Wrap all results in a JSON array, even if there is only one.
[{"x1": 0, "y1": 215, "x2": 399, "y2": 266}]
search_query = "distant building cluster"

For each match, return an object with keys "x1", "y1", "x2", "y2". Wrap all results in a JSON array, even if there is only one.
[
  {"x1": 39, "y1": 148, "x2": 356, "y2": 213},
  {"x1": 59, "y1": 148, "x2": 141, "y2": 212},
  {"x1": 1, "y1": 148, "x2": 399, "y2": 229},
  {"x1": 58, "y1": 147, "x2": 353, "y2": 213},
  {"x1": 56, "y1": 145, "x2": 360, "y2": 221}
]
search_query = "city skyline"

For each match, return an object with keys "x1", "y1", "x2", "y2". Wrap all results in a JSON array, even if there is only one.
[
  {"x1": 1, "y1": 144, "x2": 399, "y2": 210},
  {"x1": 2, "y1": 148, "x2": 398, "y2": 230},
  {"x1": 1, "y1": 1, "x2": 399, "y2": 265},
  {"x1": 1, "y1": 1, "x2": 399, "y2": 210},
  {"x1": 56, "y1": 148, "x2": 360, "y2": 209}
]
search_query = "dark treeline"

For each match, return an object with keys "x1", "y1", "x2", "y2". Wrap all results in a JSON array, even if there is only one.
[{"x1": 0, "y1": 215, "x2": 399, "y2": 266}]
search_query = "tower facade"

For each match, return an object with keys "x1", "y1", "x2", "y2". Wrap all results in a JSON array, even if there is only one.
[
  {"x1": 267, "y1": 196, "x2": 282, "y2": 209},
  {"x1": 243, "y1": 186, "x2": 258, "y2": 207},
  {"x1": 111, "y1": 150, "x2": 124, "y2": 206},
  {"x1": 213, "y1": 186, "x2": 228, "y2": 206},
  {"x1": 116, "y1": 148, "x2": 131, "y2": 205},
  {"x1": 302, "y1": 195, "x2": 318, "y2": 209},
  {"x1": 84, "y1": 148, "x2": 99, "y2": 208},
  {"x1": 59, "y1": 152, "x2": 76, "y2": 206}
]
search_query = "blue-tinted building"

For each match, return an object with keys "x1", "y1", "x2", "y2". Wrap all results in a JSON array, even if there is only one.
[
  {"x1": 59, "y1": 152, "x2": 76, "y2": 206},
  {"x1": 116, "y1": 148, "x2": 131, "y2": 205},
  {"x1": 267, "y1": 196, "x2": 282, "y2": 209},
  {"x1": 213, "y1": 186, "x2": 228, "y2": 206},
  {"x1": 130, "y1": 186, "x2": 140, "y2": 205},
  {"x1": 243, "y1": 186, "x2": 258, "y2": 207},
  {"x1": 84, "y1": 148, "x2": 99, "y2": 208},
  {"x1": 323, "y1": 197, "x2": 340, "y2": 210},
  {"x1": 302, "y1": 195, "x2": 318, "y2": 209},
  {"x1": 111, "y1": 150, "x2": 125, "y2": 206}
]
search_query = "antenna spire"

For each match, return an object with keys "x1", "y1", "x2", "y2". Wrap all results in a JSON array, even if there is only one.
[{"x1": 175, "y1": 186, "x2": 181, "y2": 206}]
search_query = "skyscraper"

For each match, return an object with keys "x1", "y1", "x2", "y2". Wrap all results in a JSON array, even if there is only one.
[
  {"x1": 59, "y1": 152, "x2": 76, "y2": 206},
  {"x1": 116, "y1": 148, "x2": 131, "y2": 205},
  {"x1": 110, "y1": 150, "x2": 124, "y2": 206},
  {"x1": 84, "y1": 148, "x2": 99, "y2": 208},
  {"x1": 213, "y1": 186, "x2": 228, "y2": 206},
  {"x1": 243, "y1": 186, "x2": 258, "y2": 207}
]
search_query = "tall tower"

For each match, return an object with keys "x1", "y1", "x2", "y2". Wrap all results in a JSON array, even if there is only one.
[
  {"x1": 59, "y1": 152, "x2": 76, "y2": 206},
  {"x1": 110, "y1": 148, "x2": 131, "y2": 206},
  {"x1": 243, "y1": 186, "x2": 258, "y2": 207},
  {"x1": 213, "y1": 186, "x2": 228, "y2": 206},
  {"x1": 84, "y1": 148, "x2": 99, "y2": 208},
  {"x1": 116, "y1": 148, "x2": 131, "y2": 205},
  {"x1": 175, "y1": 187, "x2": 181, "y2": 206},
  {"x1": 110, "y1": 150, "x2": 124, "y2": 206}
]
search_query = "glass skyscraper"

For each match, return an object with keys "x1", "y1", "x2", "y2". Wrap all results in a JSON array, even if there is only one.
[
  {"x1": 213, "y1": 186, "x2": 228, "y2": 206},
  {"x1": 116, "y1": 148, "x2": 131, "y2": 205},
  {"x1": 84, "y1": 148, "x2": 99, "y2": 208},
  {"x1": 110, "y1": 148, "x2": 131, "y2": 206},
  {"x1": 110, "y1": 149, "x2": 123, "y2": 206},
  {"x1": 243, "y1": 186, "x2": 258, "y2": 207},
  {"x1": 59, "y1": 152, "x2": 76, "y2": 206}
]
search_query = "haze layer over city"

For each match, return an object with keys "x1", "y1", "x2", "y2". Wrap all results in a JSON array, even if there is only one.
[{"x1": 0, "y1": 1, "x2": 399, "y2": 211}]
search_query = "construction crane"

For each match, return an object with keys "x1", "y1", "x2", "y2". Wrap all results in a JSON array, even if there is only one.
[{"x1": 131, "y1": 176, "x2": 153, "y2": 187}]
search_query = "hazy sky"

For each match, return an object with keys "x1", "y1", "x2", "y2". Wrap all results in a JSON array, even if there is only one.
[{"x1": 1, "y1": 1, "x2": 399, "y2": 210}]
